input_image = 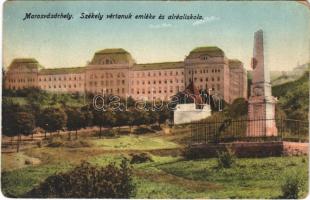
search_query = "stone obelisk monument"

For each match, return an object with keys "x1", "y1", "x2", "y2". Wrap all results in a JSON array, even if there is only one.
[{"x1": 246, "y1": 30, "x2": 278, "y2": 137}]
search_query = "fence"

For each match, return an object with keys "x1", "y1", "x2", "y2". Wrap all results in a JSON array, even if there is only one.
[{"x1": 190, "y1": 118, "x2": 309, "y2": 144}]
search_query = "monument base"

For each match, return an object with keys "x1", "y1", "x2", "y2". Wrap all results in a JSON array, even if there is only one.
[{"x1": 246, "y1": 98, "x2": 278, "y2": 137}]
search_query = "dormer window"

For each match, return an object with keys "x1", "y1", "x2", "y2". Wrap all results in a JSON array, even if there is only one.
[
  {"x1": 201, "y1": 55, "x2": 208, "y2": 60},
  {"x1": 100, "y1": 58, "x2": 114, "y2": 65}
]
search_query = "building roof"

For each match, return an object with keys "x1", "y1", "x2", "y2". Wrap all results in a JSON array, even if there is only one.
[
  {"x1": 91, "y1": 48, "x2": 134, "y2": 64},
  {"x1": 94, "y1": 48, "x2": 130, "y2": 55},
  {"x1": 229, "y1": 59, "x2": 242, "y2": 63},
  {"x1": 11, "y1": 58, "x2": 39, "y2": 63},
  {"x1": 9, "y1": 58, "x2": 43, "y2": 70},
  {"x1": 133, "y1": 61, "x2": 184, "y2": 71},
  {"x1": 188, "y1": 46, "x2": 225, "y2": 57},
  {"x1": 39, "y1": 67, "x2": 85, "y2": 75},
  {"x1": 229, "y1": 59, "x2": 243, "y2": 68}
]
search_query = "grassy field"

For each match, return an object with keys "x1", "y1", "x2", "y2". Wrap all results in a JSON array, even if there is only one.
[
  {"x1": 1, "y1": 133, "x2": 308, "y2": 198},
  {"x1": 91, "y1": 135, "x2": 181, "y2": 150}
]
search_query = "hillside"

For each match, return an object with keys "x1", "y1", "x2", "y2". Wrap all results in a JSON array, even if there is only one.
[
  {"x1": 271, "y1": 63, "x2": 310, "y2": 86},
  {"x1": 272, "y1": 71, "x2": 309, "y2": 120},
  {"x1": 249, "y1": 63, "x2": 310, "y2": 86}
]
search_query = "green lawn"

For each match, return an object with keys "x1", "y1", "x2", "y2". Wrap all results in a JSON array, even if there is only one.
[
  {"x1": 133, "y1": 155, "x2": 308, "y2": 198},
  {"x1": 91, "y1": 135, "x2": 181, "y2": 150},
  {"x1": 1, "y1": 162, "x2": 72, "y2": 197},
  {"x1": 1, "y1": 134, "x2": 308, "y2": 198},
  {"x1": 153, "y1": 156, "x2": 308, "y2": 198}
]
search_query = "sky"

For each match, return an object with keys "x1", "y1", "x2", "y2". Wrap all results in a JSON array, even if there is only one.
[{"x1": 3, "y1": 1, "x2": 310, "y2": 71}]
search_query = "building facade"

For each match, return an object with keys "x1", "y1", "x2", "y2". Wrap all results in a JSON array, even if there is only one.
[{"x1": 4, "y1": 47, "x2": 247, "y2": 103}]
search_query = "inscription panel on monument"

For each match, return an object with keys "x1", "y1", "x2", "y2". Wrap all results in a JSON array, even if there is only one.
[{"x1": 253, "y1": 104, "x2": 263, "y2": 119}]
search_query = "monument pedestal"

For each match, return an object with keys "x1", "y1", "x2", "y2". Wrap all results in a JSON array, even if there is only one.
[{"x1": 246, "y1": 97, "x2": 278, "y2": 137}]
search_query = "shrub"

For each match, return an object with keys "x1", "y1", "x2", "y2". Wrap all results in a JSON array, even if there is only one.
[
  {"x1": 36, "y1": 140, "x2": 42, "y2": 148},
  {"x1": 65, "y1": 140, "x2": 92, "y2": 148},
  {"x1": 33, "y1": 127, "x2": 45, "y2": 135},
  {"x1": 103, "y1": 129, "x2": 117, "y2": 137},
  {"x1": 47, "y1": 137, "x2": 64, "y2": 147},
  {"x1": 217, "y1": 148, "x2": 235, "y2": 168},
  {"x1": 134, "y1": 127, "x2": 155, "y2": 135},
  {"x1": 281, "y1": 171, "x2": 304, "y2": 199},
  {"x1": 150, "y1": 125, "x2": 162, "y2": 131},
  {"x1": 183, "y1": 145, "x2": 227, "y2": 160},
  {"x1": 183, "y1": 146, "x2": 200, "y2": 160},
  {"x1": 26, "y1": 159, "x2": 136, "y2": 198},
  {"x1": 24, "y1": 159, "x2": 32, "y2": 165},
  {"x1": 95, "y1": 129, "x2": 117, "y2": 138},
  {"x1": 47, "y1": 137, "x2": 92, "y2": 148},
  {"x1": 117, "y1": 127, "x2": 131, "y2": 135},
  {"x1": 130, "y1": 153, "x2": 153, "y2": 164}
]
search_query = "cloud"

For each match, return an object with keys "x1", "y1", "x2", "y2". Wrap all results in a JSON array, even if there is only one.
[
  {"x1": 192, "y1": 16, "x2": 220, "y2": 26},
  {"x1": 149, "y1": 23, "x2": 172, "y2": 29}
]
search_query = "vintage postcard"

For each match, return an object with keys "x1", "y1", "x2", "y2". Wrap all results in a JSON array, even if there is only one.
[{"x1": 1, "y1": 0, "x2": 309, "y2": 199}]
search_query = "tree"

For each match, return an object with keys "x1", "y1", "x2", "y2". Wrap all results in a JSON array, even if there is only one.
[
  {"x1": 126, "y1": 112, "x2": 135, "y2": 133},
  {"x1": 126, "y1": 96, "x2": 136, "y2": 108},
  {"x1": 66, "y1": 108, "x2": 85, "y2": 140},
  {"x1": 2, "y1": 99, "x2": 19, "y2": 139},
  {"x1": 82, "y1": 110, "x2": 93, "y2": 127},
  {"x1": 28, "y1": 102, "x2": 42, "y2": 138},
  {"x1": 92, "y1": 110, "x2": 105, "y2": 138},
  {"x1": 158, "y1": 108, "x2": 170, "y2": 127},
  {"x1": 80, "y1": 104, "x2": 94, "y2": 127},
  {"x1": 228, "y1": 98, "x2": 248, "y2": 119},
  {"x1": 115, "y1": 111, "x2": 127, "y2": 133},
  {"x1": 103, "y1": 110, "x2": 117, "y2": 128},
  {"x1": 92, "y1": 109, "x2": 116, "y2": 138},
  {"x1": 148, "y1": 111, "x2": 159, "y2": 126},
  {"x1": 2, "y1": 99, "x2": 35, "y2": 151},
  {"x1": 37, "y1": 108, "x2": 67, "y2": 139},
  {"x1": 15, "y1": 112, "x2": 36, "y2": 152},
  {"x1": 132, "y1": 110, "x2": 148, "y2": 127}
]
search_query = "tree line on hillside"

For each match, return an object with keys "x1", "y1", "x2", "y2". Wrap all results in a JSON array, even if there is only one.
[{"x1": 272, "y1": 71, "x2": 309, "y2": 121}]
